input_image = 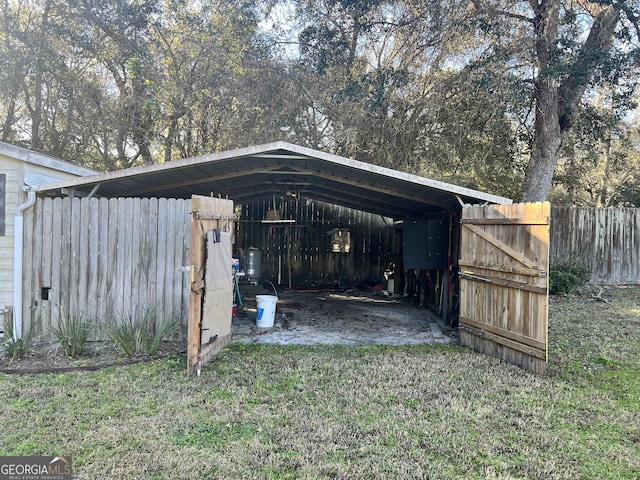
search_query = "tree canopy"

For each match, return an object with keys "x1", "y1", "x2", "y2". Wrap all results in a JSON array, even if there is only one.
[{"x1": 1, "y1": 0, "x2": 639, "y2": 205}]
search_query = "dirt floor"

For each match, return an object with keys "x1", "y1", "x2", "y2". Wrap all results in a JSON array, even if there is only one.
[{"x1": 232, "y1": 285, "x2": 457, "y2": 346}]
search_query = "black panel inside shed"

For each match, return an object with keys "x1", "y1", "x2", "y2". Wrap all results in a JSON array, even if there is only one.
[{"x1": 403, "y1": 218, "x2": 449, "y2": 271}]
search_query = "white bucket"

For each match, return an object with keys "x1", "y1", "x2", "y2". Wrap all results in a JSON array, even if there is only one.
[
  {"x1": 256, "y1": 295, "x2": 278, "y2": 328},
  {"x1": 387, "y1": 278, "x2": 395, "y2": 294}
]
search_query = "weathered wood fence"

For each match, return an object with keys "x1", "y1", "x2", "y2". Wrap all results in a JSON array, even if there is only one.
[
  {"x1": 550, "y1": 207, "x2": 640, "y2": 285},
  {"x1": 21, "y1": 200, "x2": 638, "y2": 342},
  {"x1": 23, "y1": 197, "x2": 192, "y2": 341},
  {"x1": 237, "y1": 199, "x2": 393, "y2": 287}
]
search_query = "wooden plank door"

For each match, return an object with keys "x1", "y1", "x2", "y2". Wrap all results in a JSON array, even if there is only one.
[
  {"x1": 187, "y1": 195, "x2": 236, "y2": 376},
  {"x1": 459, "y1": 202, "x2": 550, "y2": 374}
]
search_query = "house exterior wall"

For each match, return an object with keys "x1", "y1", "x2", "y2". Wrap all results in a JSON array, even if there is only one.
[
  {"x1": 0, "y1": 143, "x2": 95, "y2": 310},
  {"x1": 0, "y1": 157, "x2": 22, "y2": 308}
]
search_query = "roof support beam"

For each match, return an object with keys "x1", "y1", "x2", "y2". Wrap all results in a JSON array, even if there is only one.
[{"x1": 87, "y1": 182, "x2": 101, "y2": 199}]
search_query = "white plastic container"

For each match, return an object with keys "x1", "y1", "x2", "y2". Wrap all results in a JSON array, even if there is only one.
[
  {"x1": 387, "y1": 278, "x2": 395, "y2": 294},
  {"x1": 256, "y1": 294, "x2": 277, "y2": 328}
]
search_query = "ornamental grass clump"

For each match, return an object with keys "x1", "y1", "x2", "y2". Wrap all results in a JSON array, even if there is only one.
[
  {"x1": 106, "y1": 307, "x2": 181, "y2": 357},
  {"x1": 50, "y1": 311, "x2": 92, "y2": 357},
  {"x1": 0, "y1": 309, "x2": 39, "y2": 362}
]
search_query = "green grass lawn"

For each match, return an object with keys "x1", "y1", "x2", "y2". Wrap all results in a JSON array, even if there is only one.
[{"x1": 1, "y1": 286, "x2": 639, "y2": 479}]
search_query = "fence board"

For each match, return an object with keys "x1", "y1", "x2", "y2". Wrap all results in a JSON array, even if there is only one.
[
  {"x1": 87, "y1": 199, "x2": 99, "y2": 326},
  {"x1": 138, "y1": 198, "x2": 150, "y2": 325},
  {"x1": 115, "y1": 198, "x2": 127, "y2": 316},
  {"x1": 69, "y1": 197, "x2": 81, "y2": 317},
  {"x1": 550, "y1": 207, "x2": 640, "y2": 284},
  {"x1": 39, "y1": 198, "x2": 53, "y2": 335},
  {"x1": 156, "y1": 198, "x2": 168, "y2": 324},
  {"x1": 164, "y1": 199, "x2": 177, "y2": 319},
  {"x1": 32, "y1": 195, "x2": 43, "y2": 328},
  {"x1": 105, "y1": 198, "x2": 118, "y2": 319},
  {"x1": 78, "y1": 198, "x2": 90, "y2": 320},
  {"x1": 131, "y1": 198, "x2": 142, "y2": 318},
  {"x1": 21, "y1": 201, "x2": 34, "y2": 336},
  {"x1": 96, "y1": 198, "x2": 108, "y2": 337},
  {"x1": 146, "y1": 198, "x2": 159, "y2": 327},
  {"x1": 40, "y1": 199, "x2": 53, "y2": 284},
  {"x1": 49, "y1": 199, "x2": 63, "y2": 331},
  {"x1": 59, "y1": 198, "x2": 72, "y2": 321},
  {"x1": 123, "y1": 198, "x2": 134, "y2": 317},
  {"x1": 173, "y1": 199, "x2": 186, "y2": 321},
  {"x1": 25, "y1": 197, "x2": 192, "y2": 341},
  {"x1": 180, "y1": 199, "x2": 191, "y2": 324}
]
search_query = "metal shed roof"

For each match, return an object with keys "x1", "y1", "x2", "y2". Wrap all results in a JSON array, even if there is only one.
[{"x1": 38, "y1": 141, "x2": 512, "y2": 219}]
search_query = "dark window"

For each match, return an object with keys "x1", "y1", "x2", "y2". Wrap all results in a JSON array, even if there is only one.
[{"x1": 0, "y1": 174, "x2": 5, "y2": 236}]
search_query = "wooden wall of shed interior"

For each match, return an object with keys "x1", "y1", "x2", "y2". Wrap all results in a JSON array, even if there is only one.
[{"x1": 235, "y1": 198, "x2": 460, "y2": 324}]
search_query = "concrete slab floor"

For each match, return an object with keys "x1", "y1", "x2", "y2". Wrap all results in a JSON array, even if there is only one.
[{"x1": 232, "y1": 286, "x2": 458, "y2": 346}]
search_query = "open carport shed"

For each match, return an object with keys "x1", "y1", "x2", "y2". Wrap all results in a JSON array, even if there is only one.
[
  {"x1": 39, "y1": 141, "x2": 509, "y2": 322},
  {"x1": 37, "y1": 142, "x2": 550, "y2": 374},
  {"x1": 39, "y1": 141, "x2": 510, "y2": 218}
]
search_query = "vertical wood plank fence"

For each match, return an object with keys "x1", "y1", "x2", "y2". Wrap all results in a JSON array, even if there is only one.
[
  {"x1": 23, "y1": 197, "x2": 192, "y2": 341},
  {"x1": 550, "y1": 207, "x2": 640, "y2": 285},
  {"x1": 237, "y1": 199, "x2": 393, "y2": 287}
]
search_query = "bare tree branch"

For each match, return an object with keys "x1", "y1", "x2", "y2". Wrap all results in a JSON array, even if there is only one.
[{"x1": 558, "y1": 3, "x2": 622, "y2": 130}]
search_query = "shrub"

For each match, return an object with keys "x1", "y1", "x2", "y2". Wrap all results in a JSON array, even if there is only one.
[
  {"x1": 51, "y1": 311, "x2": 92, "y2": 357},
  {"x1": 106, "y1": 307, "x2": 181, "y2": 357},
  {"x1": 549, "y1": 256, "x2": 591, "y2": 295},
  {"x1": 0, "y1": 310, "x2": 39, "y2": 362}
]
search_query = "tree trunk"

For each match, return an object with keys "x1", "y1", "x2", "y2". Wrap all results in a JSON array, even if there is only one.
[
  {"x1": 29, "y1": 0, "x2": 53, "y2": 152},
  {"x1": 520, "y1": 77, "x2": 565, "y2": 202},
  {"x1": 599, "y1": 133, "x2": 613, "y2": 207},
  {"x1": 520, "y1": 0, "x2": 561, "y2": 202},
  {"x1": 1, "y1": 98, "x2": 15, "y2": 142},
  {"x1": 520, "y1": 0, "x2": 622, "y2": 202}
]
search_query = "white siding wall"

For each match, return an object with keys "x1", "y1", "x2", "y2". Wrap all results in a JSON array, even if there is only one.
[
  {"x1": 0, "y1": 152, "x2": 93, "y2": 309},
  {"x1": 0, "y1": 156, "x2": 23, "y2": 308}
]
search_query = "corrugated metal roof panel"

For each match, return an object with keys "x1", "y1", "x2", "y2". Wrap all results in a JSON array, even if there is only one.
[{"x1": 38, "y1": 141, "x2": 512, "y2": 219}]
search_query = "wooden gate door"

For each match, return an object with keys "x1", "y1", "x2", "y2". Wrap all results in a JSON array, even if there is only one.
[
  {"x1": 459, "y1": 202, "x2": 550, "y2": 374},
  {"x1": 187, "y1": 195, "x2": 236, "y2": 376}
]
